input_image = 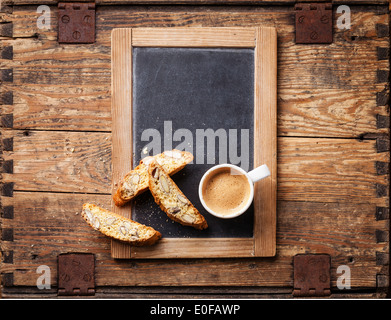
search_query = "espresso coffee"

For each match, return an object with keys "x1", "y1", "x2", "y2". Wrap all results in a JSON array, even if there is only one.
[{"x1": 202, "y1": 167, "x2": 251, "y2": 216}]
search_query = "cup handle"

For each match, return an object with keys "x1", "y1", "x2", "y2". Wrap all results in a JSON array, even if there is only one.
[{"x1": 247, "y1": 164, "x2": 270, "y2": 183}]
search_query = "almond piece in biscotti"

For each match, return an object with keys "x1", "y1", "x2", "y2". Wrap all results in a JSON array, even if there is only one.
[{"x1": 159, "y1": 175, "x2": 170, "y2": 193}]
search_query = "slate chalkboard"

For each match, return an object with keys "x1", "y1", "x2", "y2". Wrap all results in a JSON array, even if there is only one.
[{"x1": 132, "y1": 47, "x2": 255, "y2": 238}]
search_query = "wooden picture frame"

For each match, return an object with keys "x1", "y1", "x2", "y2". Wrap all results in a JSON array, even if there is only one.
[{"x1": 111, "y1": 27, "x2": 277, "y2": 259}]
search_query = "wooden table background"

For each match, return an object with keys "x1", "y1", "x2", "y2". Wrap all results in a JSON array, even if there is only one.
[{"x1": 0, "y1": 1, "x2": 389, "y2": 298}]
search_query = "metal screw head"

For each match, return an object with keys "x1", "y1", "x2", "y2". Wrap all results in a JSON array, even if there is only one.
[
  {"x1": 61, "y1": 15, "x2": 70, "y2": 23},
  {"x1": 320, "y1": 15, "x2": 329, "y2": 24},
  {"x1": 319, "y1": 273, "x2": 328, "y2": 283},
  {"x1": 72, "y1": 31, "x2": 81, "y2": 40},
  {"x1": 310, "y1": 31, "x2": 319, "y2": 40},
  {"x1": 72, "y1": 259, "x2": 81, "y2": 266},
  {"x1": 83, "y1": 273, "x2": 92, "y2": 282},
  {"x1": 61, "y1": 273, "x2": 70, "y2": 282},
  {"x1": 83, "y1": 15, "x2": 92, "y2": 24}
]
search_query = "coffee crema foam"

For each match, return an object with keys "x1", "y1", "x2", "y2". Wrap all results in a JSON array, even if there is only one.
[{"x1": 202, "y1": 167, "x2": 250, "y2": 216}]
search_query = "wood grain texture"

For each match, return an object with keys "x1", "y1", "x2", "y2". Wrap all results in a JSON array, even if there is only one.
[
  {"x1": 1, "y1": 130, "x2": 111, "y2": 194},
  {"x1": 254, "y1": 26, "x2": 277, "y2": 257},
  {"x1": 0, "y1": 131, "x2": 388, "y2": 204},
  {"x1": 2, "y1": 0, "x2": 389, "y2": 5},
  {"x1": 132, "y1": 27, "x2": 256, "y2": 47},
  {"x1": 278, "y1": 138, "x2": 389, "y2": 207},
  {"x1": 110, "y1": 28, "x2": 133, "y2": 258},
  {"x1": 131, "y1": 238, "x2": 255, "y2": 258},
  {"x1": 0, "y1": 192, "x2": 387, "y2": 289},
  {"x1": 3, "y1": 7, "x2": 388, "y2": 138}
]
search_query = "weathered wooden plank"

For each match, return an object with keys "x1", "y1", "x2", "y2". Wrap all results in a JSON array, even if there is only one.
[
  {"x1": 6, "y1": 6, "x2": 390, "y2": 50},
  {"x1": 5, "y1": 85, "x2": 388, "y2": 137},
  {"x1": 2, "y1": 7, "x2": 387, "y2": 138},
  {"x1": 1, "y1": 130, "x2": 112, "y2": 194},
  {"x1": 278, "y1": 88, "x2": 388, "y2": 137},
  {"x1": 131, "y1": 27, "x2": 256, "y2": 47},
  {"x1": 0, "y1": 289, "x2": 386, "y2": 299},
  {"x1": 110, "y1": 28, "x2": 133, "y2": 258},
  {"x1": 1, "y1": 131, "x2": 388, "y2": 204},
  {"x1": 253, "y1": 26, "x2": 277, "y2": 256},
  {"x1": 278, "y1": 137, "x2": 389, "y2": 207},
  {"x1": 2, "y1": 0, "x2": 390, "y2": 6},
  {"x1": 0, "y1": 192, "x2": 386, "y2": 288}
]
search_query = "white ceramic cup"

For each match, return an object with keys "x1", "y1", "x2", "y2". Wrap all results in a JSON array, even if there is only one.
[{"x1": 198, "y1": 163, "x2": 271, "y2": 219}]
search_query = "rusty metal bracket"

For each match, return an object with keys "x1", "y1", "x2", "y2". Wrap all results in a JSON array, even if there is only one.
[
  {"x1": 58, "y1": 2, "x2": 95, "y2": 44},
  {"x1": 58, "y1": 253, "x2": 95, "y2": 296},
  {"x1": 295, "y1": 3, "x2": 333, "y2": 44},
  {"x1": 293, "y1": 254, "x2": 331, "y2": 297}
]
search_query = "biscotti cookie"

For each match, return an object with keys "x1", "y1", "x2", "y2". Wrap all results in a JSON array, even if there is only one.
[
  {"x1": 81, "y1": 203, "x2": 161, "y2": 246},
  {"x1": 148, "y1": 161, "x2": 208, "y2": 230},
  {"x1": 113, "y1": 150, "x2": 193, "y2": 207}
]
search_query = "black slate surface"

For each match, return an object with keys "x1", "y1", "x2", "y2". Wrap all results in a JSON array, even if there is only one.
[{"x1": 132, "y1": 47, "x2": 255, "y2": 238}]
